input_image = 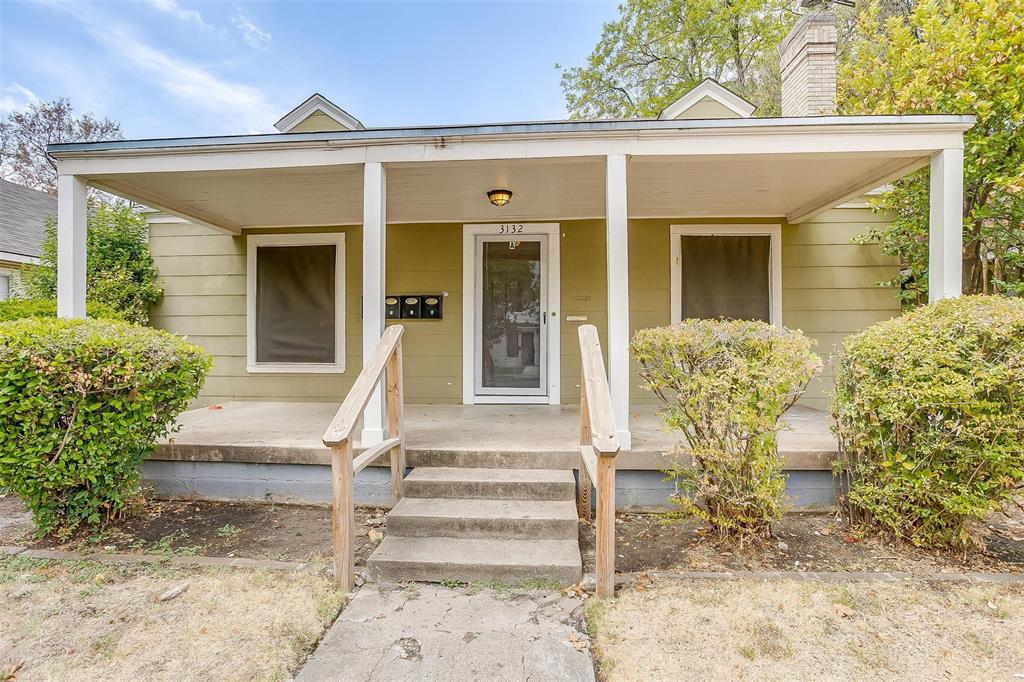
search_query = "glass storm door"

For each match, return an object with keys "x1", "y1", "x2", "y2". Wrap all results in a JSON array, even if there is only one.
[{"x1": 475, "y1": 235, "x2": 548, "y2": 396}]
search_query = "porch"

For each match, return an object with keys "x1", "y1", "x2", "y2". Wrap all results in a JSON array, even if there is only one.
[{"x1": 148, "y1": 400, "x2": 839, "y2": 509}]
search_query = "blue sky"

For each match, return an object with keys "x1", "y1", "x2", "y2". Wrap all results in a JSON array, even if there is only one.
[{"x1": 0, "y1": 0, "x2": 618, "y2": 138}]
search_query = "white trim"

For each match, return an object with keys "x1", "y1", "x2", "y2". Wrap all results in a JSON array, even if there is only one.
[
  {"x1": 928, "y1": 148, "x2": 964, "y2": 301},
  {"x1": 361, "y1": 162, "x2": 386, "y2": 446},
  {"x1": 670, "y1": 224, "x2": 783, "y2": 327},
  {"x1": 660, "y1": 79, "x2": 756, "y2": 120},
  {"x1": 0, "y1": 251, "x2": 39, "y2": 265},
  {"x1": 56, "y1": 174, "x2": 87, "y2": 319},
  {"x1": 274, "y1": 93, "x2": 365, "y2": 133},
  {"x1": 605, "y1": 154, "x2": 632, "y2": 450},
  {"x1": 245, "y1": 232, "x2": 347, "y2": 374},
  {"x1": 462, "y1": 223, "x2": 560, "y2": 406}
]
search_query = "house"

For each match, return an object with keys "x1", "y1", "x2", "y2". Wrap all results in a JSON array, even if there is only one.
[
  {"x1": 46, "y1": 13, "x2": 971, "y2": 582},
  {"x1": 0, "y1": 179, "x2": 53, "y2": 301}
]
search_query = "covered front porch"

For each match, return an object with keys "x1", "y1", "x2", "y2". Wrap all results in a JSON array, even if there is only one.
[
  {"x1": 149, "y1": 401, "x2": 839, "y2": 508},
  {"x1": 49, "y1": 114, "x2": 973, "y2": 453}
]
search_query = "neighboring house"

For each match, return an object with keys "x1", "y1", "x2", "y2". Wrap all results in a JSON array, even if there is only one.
[
  {"x1": 46, "y1": 13, "x2": 970, "y2": 506},
  {"x1": 0, "y1": 179, "x2": 53, "y2": 300}
]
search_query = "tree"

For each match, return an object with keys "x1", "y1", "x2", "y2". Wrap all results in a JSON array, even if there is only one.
[
  {"x1": 24, "y1": 201, "x2": 163, "y2": 325},
  {"x1": 0, "y1": 98, "x2": 122, "y2": 195},
  {"x1": 559, "y1": 0, "x2": 797, "y2": 119},
  {"x1": 839, "y1": 0, "x2": 1024, "y2": 301}
]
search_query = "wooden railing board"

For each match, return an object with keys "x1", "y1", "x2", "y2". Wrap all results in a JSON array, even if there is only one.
[
  {"x1": 577, "y1": 324, "x2": 619, "y2": 599},
  {"x1": 352, "y1": 437, "x2": 402, "y2": 476}
]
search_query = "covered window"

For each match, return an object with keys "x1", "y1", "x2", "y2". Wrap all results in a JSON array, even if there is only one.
[
  {"x1": 670, "y1": 225, "x2": 781, "y2": 325},
  {"x1": 247, "y1": 233, "x2": 345, "y2": 373}
]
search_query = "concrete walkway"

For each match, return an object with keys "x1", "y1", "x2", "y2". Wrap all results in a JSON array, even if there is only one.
[{"x1": 296, "y1": 583, "x2": 595, "y2": 682}]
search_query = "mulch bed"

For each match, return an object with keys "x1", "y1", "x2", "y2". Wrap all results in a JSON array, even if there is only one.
[{"x1": 4, "y1": 493, "x2": 1022, "y2": 577}]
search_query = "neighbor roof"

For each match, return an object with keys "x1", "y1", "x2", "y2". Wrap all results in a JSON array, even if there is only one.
[{"x1": 0, "y1": 179, "x2": 55, "y2": 260}]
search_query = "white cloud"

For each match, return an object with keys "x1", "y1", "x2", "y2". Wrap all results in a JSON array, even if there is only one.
[
  {"x1": 39, "y1": 1, "x2": 279, "y2": 133},
  {"x1": 146, "y1": 0, "x2": 207, "y2": 28},
  {"x1": 0, "y1": 83, "x2": 40, "y2": 114},
  {"x1": 232, "y1": 12, "x2": 271, "y2": 50}
]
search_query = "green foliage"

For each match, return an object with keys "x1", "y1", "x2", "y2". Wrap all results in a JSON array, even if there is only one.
[
  {"x1": 831, "y1": 296, "x2": 1024, "y2": 550},
  {"x1": 632, "y1": 320, "x2": 820, "y2": 540},
  {"x1": 559, "y1": 0, "x2": 794, "y2": 119},
  {"x1": 24, "y1": 201, "x2": 163, "y2": 324},
  {"x1": 0, "y1": 318, "x2": 211, "y2": 535},
  {"x1": 0, "y1": 298, "x2": 124, "y2": 322},
  {"x1": 839, "y1": 0, "x2": 1024, "y2": 301}
]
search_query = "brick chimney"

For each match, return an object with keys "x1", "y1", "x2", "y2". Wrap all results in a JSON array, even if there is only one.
[{"x1": 778, "y1": 12, "x2": 838, "y2": 116}]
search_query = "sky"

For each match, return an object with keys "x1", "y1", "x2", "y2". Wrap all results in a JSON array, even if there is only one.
[{"x1": 0, "y1": 0, "x2": 619, "y2": 139}]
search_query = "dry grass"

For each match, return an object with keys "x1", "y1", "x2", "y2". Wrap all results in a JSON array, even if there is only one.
[
  {"x1": 591, "y1": 578, "x2": 1024, "y2": 681},
  {"x1": 0, "y1": 556, "x2": 345, "y2": 681}
]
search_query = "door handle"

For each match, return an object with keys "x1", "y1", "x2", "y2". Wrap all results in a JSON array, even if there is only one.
[{"x1": 542, "y1": 312, "x2": 546, "y2": 325}]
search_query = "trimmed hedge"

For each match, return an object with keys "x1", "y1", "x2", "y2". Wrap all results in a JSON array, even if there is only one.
[
  {"x1": 0, "y1": 298, "x2": 125, "y2": 322},
  {"x1": 832, "y1": 295, "x2": 1024, "y2": 550},
  {"x1": 632, "y1": 319, "x2": 820, "y2": 540},
  {"x1": 0, "y1": 318, "x2": 211, "y2": 534}
]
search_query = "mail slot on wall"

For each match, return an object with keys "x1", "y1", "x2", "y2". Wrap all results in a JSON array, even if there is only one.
[
  {"x1": 422, "y1": 296, "x2": 443, "y2": 319},
  {"x1": 385, "y1": 296, "x2": 401, "y2": 319},
  {"x1": 401, "y1": 295, "x2": 422, "y2": 319}
]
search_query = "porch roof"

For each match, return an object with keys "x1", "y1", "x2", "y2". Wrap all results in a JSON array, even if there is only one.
[{"x1": 46, "y1": 114, "x2": 974, "y2": 233}]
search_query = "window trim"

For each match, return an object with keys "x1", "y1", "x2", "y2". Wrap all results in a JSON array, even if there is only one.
[
  {"x1": 669, "y1": 224, "x2": 782, "y2": 327},
  {"x1": 246, "y1": 232, "x2": 346, "y2": 374}
]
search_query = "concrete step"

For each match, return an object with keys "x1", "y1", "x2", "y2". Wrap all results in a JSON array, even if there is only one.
[
  {"x1": 403, "y1": 467, "x2": 575, "y2": 501},
  {"x1": 387, "y1": 498, "x2": 579, "y2": 540},
  {"x1": 367, "y1": 536, "x2": 582, "y2": 585},
  {"x1": 406, "y1": 449, "x2": 576, "y2": 470}
]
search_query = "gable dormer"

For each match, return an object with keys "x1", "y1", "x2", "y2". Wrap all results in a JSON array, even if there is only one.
[
  {"x1": 274, "y1": 93, "x2": 365, "y2": 133},
  {"x1": 659, "y1": 79, "x2": 756, "y2": 120}
]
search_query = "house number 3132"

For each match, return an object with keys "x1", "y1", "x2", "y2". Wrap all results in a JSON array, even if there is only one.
[{"x1": 498, "y1": 224, "x2": 524, "y2": 234}]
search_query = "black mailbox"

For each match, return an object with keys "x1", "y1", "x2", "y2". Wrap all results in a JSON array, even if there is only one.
[
  {"x1": 422, "y1": 295, "x2": 443, "y2": 319},
  {"x1": 385, "y1": 296, "x2": 401, "y2": 319},
  {"x1": 401, "y1": 295, "x2": 422, "y2": 319}
]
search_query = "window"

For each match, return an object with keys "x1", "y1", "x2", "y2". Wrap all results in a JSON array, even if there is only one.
[
  {"x1": 0, "y1": 274, "x2": 10, "y2": 302},
  {"x1": 670, "y1": 225, "x2": 782, "y2": 326},
  {"x1": 246, "y1": 233, "x2": 345, "y2": 373}
]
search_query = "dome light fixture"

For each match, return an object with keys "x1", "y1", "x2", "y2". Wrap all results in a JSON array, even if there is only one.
[{"x1": 487, "y1": 189, "x2": 513, "y2": 207}]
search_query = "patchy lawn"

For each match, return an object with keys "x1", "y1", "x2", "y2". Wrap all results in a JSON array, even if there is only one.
[
  {"x1": 0, "y1": 556, "x2": 345, "y2": 681},
  {"x1": 589, "y1": 577, "x2": 1024, "y2": 681}
]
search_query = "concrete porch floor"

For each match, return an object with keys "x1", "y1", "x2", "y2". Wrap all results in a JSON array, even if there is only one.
[{"x1": 156, "y1": 401, "x2": 838, "y2": 471}]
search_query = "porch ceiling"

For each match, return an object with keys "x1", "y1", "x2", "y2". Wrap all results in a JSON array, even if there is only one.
[{"x1": 88, "y1": 150, "x2": 929, "y2": 232}]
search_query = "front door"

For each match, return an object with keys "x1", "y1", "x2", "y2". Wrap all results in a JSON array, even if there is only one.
[{"x1": 463, "y1": 224, "x2": 559, "y2": 404}]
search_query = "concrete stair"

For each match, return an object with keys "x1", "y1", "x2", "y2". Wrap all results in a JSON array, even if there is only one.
[{"x1": 367, "y1": 465, "x2": 582, "y2": 585}]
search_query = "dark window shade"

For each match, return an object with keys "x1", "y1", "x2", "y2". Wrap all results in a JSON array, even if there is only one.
[
  {"x1": 256, "y1": 244, "x2": 336, "y2": 364},
  {"x1": 680, "y1": 235, "x2": 771, "y2": 322}
]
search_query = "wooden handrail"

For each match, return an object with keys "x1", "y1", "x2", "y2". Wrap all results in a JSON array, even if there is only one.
[
  {"x1": 577, "y1": 324, "x2": 619, "y2": 599},
  {"x1": 323, "y1": 324, "x2": 405, "y2": 447},
  {"x1": 322, "y1": 324, "x2": 406, "y2": 590}
]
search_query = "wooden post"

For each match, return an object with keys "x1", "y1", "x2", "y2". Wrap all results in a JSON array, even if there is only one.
[
  {"x1": 386, "y1": 341, "x2": 405, "y2": 501},
  {"x1": 596, "y1": 454, "x2": 616, "y2": 599},
  {"x1": 578, "y1": 369, "x2": 593, "y2": 521},
  {"x1": 330, "y1": 440, "x2": 355, "y2": 590}
]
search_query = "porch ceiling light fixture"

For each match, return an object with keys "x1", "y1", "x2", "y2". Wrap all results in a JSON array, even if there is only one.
[{"x1": 487, "y1": 188, "x2": 513, "y2": 207}]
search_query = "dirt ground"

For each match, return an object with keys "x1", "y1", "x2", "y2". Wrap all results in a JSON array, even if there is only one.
[
  {"x1": 0, "y1": 495, "x2": 386, "y2": 567},
  {"x1": 580, "y1": 505, "x2": 1024, "y2": 576},
  {"x1": 589, "y1": 577, "x2": 1024, "y2": 681},
  {"x1": 4, "y1": 492, "x2": 1023, "y2": 577},
  {"x1": 0, "y1": 555, "x2": 345, "y2": 682}
]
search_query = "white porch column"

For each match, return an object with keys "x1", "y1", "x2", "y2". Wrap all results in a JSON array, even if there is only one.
[
  {"x1": 360, "y1": 162, "x2": 386, "y2": 446},
  {"x1": 56, "y1": 174, "x2": 88, "y2": 318},
  {"x1": 928, "y1": 148, "x2": 964, "y2": 302},
  {"x1": 605, "y1": 154, "x2": 631, "y2": 450}
]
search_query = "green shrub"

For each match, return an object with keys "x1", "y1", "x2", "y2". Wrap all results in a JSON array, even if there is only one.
[
  {"x1": 832, "y1": 295, "x2": 1024, "y2": 550},
  {"x1": 0, "y1": 318, "x2": 211, "y2": 535},
  {"x1": 0, "y1": 298, "x2": 124, "y2": 322},
  {"x1": 632, "y1": 320, "x2": 820, "y2": 541}
]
